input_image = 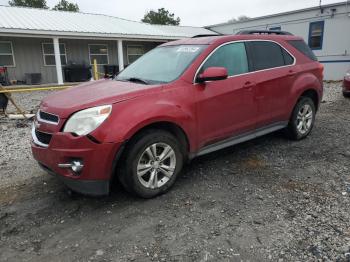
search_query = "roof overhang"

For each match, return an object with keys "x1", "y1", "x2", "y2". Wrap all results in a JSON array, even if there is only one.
[{"x1": 0, "y1": 28, "x2": 183, "y2": 41}]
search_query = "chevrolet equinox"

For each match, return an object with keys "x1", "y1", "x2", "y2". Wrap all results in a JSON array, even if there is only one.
[{"x1": 31, "y1": 31, "x2": 324, "y2": 198}]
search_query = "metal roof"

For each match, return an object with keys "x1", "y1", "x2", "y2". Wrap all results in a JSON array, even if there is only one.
[
  {"x1": 207, "y1": 1, "x2": 349, "y2": 28},
  {"x1": 0, "y1": 5, "x2": 214, "y2": 40}
]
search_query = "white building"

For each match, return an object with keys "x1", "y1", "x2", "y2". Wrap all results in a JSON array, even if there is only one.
[{"x1": 207, "y1": 1, "x2": 350, "y2": 80}]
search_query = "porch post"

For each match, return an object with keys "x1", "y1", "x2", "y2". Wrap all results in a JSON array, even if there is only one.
[
  {"x1": 53, "y1": 37, "x2": 64, "y2": 85},
  {"x1": 117, "y1": 39, "x2": 124, "y2": 72}
]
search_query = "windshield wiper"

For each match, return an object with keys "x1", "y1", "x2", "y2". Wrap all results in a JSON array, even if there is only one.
[{"x1": 124, "y1": 77, "x2": 149, "y2": 85}]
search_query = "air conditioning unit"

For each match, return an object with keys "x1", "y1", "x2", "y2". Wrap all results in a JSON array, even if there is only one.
[{"x1": 25, "y1": 73, "x2": 42, "y2": 85}]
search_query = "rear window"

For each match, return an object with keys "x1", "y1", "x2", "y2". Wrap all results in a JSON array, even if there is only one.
[
  {"x1": 282, "y1": 49, "x2": 294, "y2": 65},
  {"x1": 287, "y1": 40, "x2": 318, "y2": 61}
]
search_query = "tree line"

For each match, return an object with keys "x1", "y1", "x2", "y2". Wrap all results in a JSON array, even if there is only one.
[
  {"x1": 8, "y1": 0, "x2": 184, "y2": 25},
  {"x1": 7, "y1": 1, "x2": 249, "y2": 25},
  {"x1": 9, "y1": 0, "x2": 79, "y2": 12}
]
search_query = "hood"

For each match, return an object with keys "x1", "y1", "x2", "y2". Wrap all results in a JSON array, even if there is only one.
[{"x1": 40, "y1": 79, "x2": 162, "y2": 118}]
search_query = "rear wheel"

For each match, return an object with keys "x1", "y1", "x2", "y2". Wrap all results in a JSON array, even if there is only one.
[
  {"x1": 343, "y1": 91, "x2": 350, "y2": 98},
  {"x1": 285, "y1": 96, "x2": 316, "y2": 140},
  {"x1": 119, "y1": 130, "x2": 184, "y2": 198}
]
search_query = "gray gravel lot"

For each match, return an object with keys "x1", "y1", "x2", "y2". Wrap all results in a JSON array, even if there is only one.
[{"x1": 0, "y1": 82, "x2": 349, "y2": 261}]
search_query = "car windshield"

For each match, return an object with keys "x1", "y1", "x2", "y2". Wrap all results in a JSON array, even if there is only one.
[{"x1": 116, "y1": 45, "x2": 206, "y2": 84}]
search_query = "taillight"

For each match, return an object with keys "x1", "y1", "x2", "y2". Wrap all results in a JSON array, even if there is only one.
[{"x1": 319, "y1": 63, "x2": 324, "y2": 79}]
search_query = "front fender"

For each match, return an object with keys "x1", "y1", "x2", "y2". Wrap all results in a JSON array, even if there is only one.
[{"x1": 91, "y1": 96, "x2": 197, "y2": 151}]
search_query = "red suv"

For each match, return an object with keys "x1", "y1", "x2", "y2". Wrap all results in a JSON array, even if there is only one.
[
  {"x1": 31, "y1": 31, "x2": 323, "y2": 198},
  {"x1": 343, "y1": 70, "x2": 350, "y2": 97}
]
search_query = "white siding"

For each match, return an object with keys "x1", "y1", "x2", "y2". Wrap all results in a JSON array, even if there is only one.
[{"x1": 209, "y1": 3, "x2": 350, "y2": 80}]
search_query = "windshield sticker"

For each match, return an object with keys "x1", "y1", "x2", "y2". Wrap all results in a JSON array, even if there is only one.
[{"x1": 176, "y1": 47, "x2": 200, "y2": 53}]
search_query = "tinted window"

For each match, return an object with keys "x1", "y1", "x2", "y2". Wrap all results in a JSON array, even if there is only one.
[
  {"x1": 308, "y1": 21, "x2": 324, "y2": 50},
  {"x1": 288, "y1": 40, "x2": 318, "y2": 61},
  {"x1": 249, "y1": 41, "x2": 285, "y2": 71},
  {"x1": 282, "y1": 49, "x2": 294, "y2": 65},
  {"x1": 200, "y1": 42, "x2": 248, "y2": 76}
]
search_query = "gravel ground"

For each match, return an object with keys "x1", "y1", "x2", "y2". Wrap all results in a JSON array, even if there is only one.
[
  {"x1": 0, "y1": 82, "x2": 349, "y2": 261},
  {"x1": 0, "y1": 90, "x2": 51, "y2": 188}
]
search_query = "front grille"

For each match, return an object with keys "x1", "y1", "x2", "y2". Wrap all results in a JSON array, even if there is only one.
[
  {"x1": 39, "y1": 110, "x2": 59, "y2": 124},
  {"x1": 35, "y1": 129, "x2": 52, "y2": 145}
]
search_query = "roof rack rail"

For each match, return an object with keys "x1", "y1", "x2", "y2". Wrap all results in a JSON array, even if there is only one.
[
  {"x1": 192, "y1": 34, "x2": 221, "y2": 38},
  {"x1": 236, "y1": 30, "x2": 293, "y2": 36}
]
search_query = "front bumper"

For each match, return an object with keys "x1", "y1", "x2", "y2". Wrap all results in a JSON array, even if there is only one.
[
  {"x1": 31, "y1": 126, "x2": 122, "y2": 196},
  {"x1": 38, "y1": 163, "x2": 110, "y2": 196}
]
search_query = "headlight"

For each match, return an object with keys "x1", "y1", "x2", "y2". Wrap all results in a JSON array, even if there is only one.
[
  {"x1": 345, "y1": 72, "x2": 350, "y2": 80},
  {"x1": 63, "y1": 105, "x2": 112, "y2": 136}
]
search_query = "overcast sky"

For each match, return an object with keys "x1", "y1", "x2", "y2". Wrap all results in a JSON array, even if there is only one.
[{"x1": 0, "y1": 0, "x2": 342, "y2": 26}]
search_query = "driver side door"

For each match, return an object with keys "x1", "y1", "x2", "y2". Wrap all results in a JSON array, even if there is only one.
[{"x1": 194, "y1": 42, "x2": 257, "y2": 149}]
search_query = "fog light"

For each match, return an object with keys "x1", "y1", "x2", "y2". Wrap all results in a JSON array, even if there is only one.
[
  {"x1": 58, "y1": 160, "x2": 84, "y2": 174},
  {"x1": 71, "y1": 161, "x2": 84, "y2": 173}
]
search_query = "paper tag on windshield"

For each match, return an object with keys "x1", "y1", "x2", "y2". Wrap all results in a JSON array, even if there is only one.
[{"x1": 176, "y1": 47, "x2": 200, "y2": 53}]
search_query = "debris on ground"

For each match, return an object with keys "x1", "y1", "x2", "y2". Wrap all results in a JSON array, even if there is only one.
[{"x1": 0, "y1": 83, "x2": 349, "y2": 261}]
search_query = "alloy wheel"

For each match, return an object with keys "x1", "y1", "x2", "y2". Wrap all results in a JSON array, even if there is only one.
[
  {"x1": 137, "y1": 143, "x2": 176, "y2": 189},
  {"x1": 296, "y1": 104, "x2": 313, "y2": 135}
]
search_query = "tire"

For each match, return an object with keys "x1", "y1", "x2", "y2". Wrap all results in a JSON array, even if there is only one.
[
  {"x1": 119, "y1": 129, "x2": 184, "y2": 198},
  {"x1": 343, "y1": 91, "x2": 350, "y2": 98},
  {"x1": 285, "y1": 96, "x2": 316, "y2": 140}
]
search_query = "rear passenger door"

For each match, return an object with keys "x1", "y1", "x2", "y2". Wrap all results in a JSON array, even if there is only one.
[{"x1": 246, "y1": 41, "x2": 296, "y2": 128}]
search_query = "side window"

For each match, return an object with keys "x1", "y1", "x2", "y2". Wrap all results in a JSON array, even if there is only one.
[
  {"x1": 249, "y1": 41, "x2": 285, "y2": 71},
  {"x1": 200, "y1": 42, "x2": 248, "y2": 76},
  {"x1": 288, "y1": 40, "x2": 317, "y2": 61}
]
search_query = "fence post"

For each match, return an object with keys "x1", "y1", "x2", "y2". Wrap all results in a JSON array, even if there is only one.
[{"x1": 93, "y1": 59, "x2": 98, "y2": 80}]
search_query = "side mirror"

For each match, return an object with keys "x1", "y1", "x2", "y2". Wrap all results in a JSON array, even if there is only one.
[{"x1": 197, "y1": 67, "x2": 228, "y2": 83}]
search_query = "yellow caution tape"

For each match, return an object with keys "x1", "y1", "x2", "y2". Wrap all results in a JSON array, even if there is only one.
[
  {"x1": 0, "y1": 69, "x2": 111, "y2": 94},
  {"x1": 0, "y1": 86, "x2": 71, "y2": 94}
]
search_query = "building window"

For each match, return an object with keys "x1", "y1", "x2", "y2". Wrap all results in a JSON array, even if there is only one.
[
  {"x1": 270, "y1": 26, "x2": 281, "y2": 31},
  {"x1": 127, "y1": 45, "x2": 145, "y2": 64},
  {"x1": 89, "y1": 44, "x2": 109, "y2": 65},
  {"x1": 42, "y1": 43, "x2": 67, "y2": 66},
  {"x1": 0, "y1": 41, "x2": 15, "y2": 67},
  {"x1": 308, "y1": 21, "x2": 324, "y2": 50}
]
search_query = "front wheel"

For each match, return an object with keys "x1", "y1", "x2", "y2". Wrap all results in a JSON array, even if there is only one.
[
  {"x1": 119, "y1": 130, "x2": 184, "y2": 198},
  {"x1": 285, "y1": 96, "x2": 316, "y2": 140},
  {"x1": 343, "y1": 91, "x2": 350, "y2": 98}
]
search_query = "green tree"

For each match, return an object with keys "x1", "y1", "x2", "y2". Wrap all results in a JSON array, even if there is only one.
[
  {"x1": 52, "y1": 0, "x2": 79, "y2": 12},
  {"x1": 142, "y1": 8, "x2": 180, "y2": 25},
  {"x1": 8, "y1": 0, "x2": 48, "y2": 9},
  {"x1": 228, "y1": 15, "x2": 250, "y2": 23}
]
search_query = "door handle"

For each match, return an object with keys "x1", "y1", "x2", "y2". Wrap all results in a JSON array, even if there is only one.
[
  {"x1": 287, "y1": 70, "x2": 296, "y2": 76},
  {"x1": 243, "y1": 81, "x2": 256, "y2": 89}
]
